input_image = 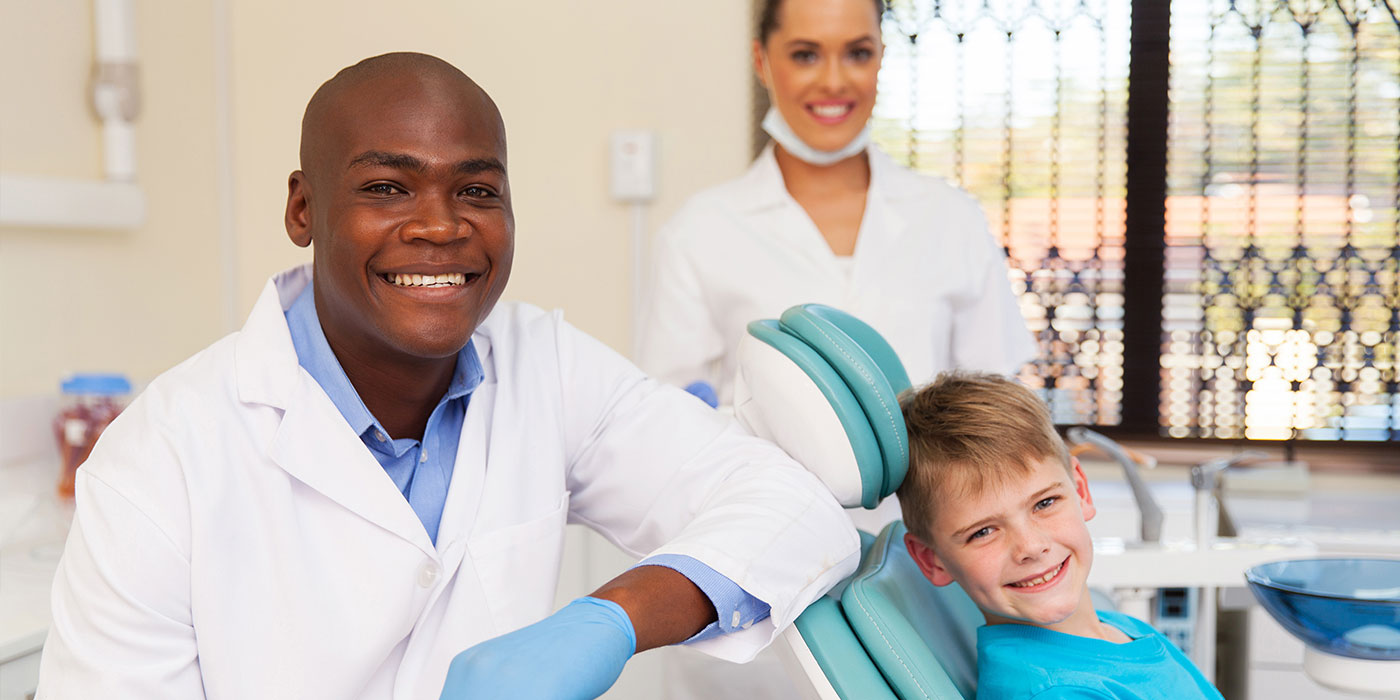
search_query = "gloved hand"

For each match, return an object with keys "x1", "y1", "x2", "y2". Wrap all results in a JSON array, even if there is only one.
[
  {"x1": 683, "y1": 380, "x2": 719, "y2": 408},
  {"x1": 439, "y1": 596, "x2": 636, "y2": 700}
]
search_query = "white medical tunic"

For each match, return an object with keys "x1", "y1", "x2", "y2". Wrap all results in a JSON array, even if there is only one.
[
  {"x1": 638, "y1": 145, "x2": 1037, "y2": 404},
  {"x1": 37, "y1": 265, "x2": 860, "y2": 700}
]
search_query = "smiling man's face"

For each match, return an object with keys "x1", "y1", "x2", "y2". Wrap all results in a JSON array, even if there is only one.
[{"x1": 286, "y1": 56, "x2": 514, "y2": 367}]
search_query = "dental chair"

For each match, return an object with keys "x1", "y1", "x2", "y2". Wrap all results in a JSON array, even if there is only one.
[{"x1": 733, "y1": 304, "x2": 983, "y2": 700}]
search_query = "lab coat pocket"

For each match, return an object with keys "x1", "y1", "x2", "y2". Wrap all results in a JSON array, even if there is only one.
[{"x1": 467, "y1": 491, "x2": 570, "y2": 633}]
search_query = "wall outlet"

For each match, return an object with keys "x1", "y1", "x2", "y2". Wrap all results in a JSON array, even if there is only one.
[{"x1": 609, "y1": 130, "x2": 655, "y2": 202}]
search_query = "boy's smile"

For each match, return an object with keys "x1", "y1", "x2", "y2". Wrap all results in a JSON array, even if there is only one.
[{"x1": 906, "y1": 456, "x2": 1104, "y2": 636}]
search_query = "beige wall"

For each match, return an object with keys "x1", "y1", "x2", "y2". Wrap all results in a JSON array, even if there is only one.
[
  {"x1": 1, "y1": 0, "x2": 224, "y2": 397},
  {"x1": 0, "y1": 0, "x2": 753, "y2": 398}
]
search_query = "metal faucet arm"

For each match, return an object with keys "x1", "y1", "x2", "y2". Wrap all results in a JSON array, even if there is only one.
[{"x1": 1065, "y1": 427, "x2": 1164, "y2": 544}]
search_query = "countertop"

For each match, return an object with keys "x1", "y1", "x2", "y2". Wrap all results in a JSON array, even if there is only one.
[
  {"x1": 1082, "y1": 458, "x2": 1400, "y2": 555},
  {"x1": 0, "y1": 459, "x2": 72, "y2": 663}
]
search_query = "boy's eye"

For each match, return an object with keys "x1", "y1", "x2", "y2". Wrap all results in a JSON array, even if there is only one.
[
  {"x1": 967, "y1": 527, "x2": 992, "y2": 543},
  {"x1": 461, "y1": 185, "x2": 496, "y2": 199},
  {"x1": 1034, "y1": 496, "x2": 1059, "y2": 511}
]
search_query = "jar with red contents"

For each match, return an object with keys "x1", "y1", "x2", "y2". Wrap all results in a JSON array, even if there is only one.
[{"x1": 53, "y1": 373, "x2": 131, "y2": 498}]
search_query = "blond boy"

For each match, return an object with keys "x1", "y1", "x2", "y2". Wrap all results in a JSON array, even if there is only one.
[{"x1": 897, "y1": 372, "x2": 1222, "y2": 700}]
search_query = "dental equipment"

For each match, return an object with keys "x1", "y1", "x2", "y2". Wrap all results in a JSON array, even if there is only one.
[{"x1": 1066, "y1": 427, "x2": 1164, "y2": 544}]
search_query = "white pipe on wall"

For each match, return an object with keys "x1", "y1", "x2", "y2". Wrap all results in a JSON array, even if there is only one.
[
  {"x1": 93, "y1": 0, "x2": 139, "y2": 181},
  {"x1": 0, "y1": 0, "x2": 145, "y2": 229}
]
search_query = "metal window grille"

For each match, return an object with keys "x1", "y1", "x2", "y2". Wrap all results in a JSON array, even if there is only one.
[{"x1": 873, "y1": 0, "x2": 1400, "y2": 441}]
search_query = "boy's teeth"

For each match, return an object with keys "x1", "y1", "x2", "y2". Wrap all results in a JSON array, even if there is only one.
[
  {"x1": 387, "y1": 272, "x2": 467, "y2": 287},
  {"x1": 1011, "y1": 562, "x2": 1063, "y2": 588}
]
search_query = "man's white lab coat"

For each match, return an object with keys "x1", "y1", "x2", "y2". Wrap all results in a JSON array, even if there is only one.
[{"x1": 37, "y1": 265, "x2": 860, "y2": 700}]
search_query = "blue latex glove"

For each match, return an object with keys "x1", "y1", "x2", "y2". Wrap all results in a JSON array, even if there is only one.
[
  {"x1": 439, "y1": 596, "x2": 636, "y2": 700},
  {"x1": 683, "y1": 380, "x2": 719, "y2": 408}
]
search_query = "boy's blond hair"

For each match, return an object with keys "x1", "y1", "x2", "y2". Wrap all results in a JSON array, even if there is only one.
[{"x1": 896, "y1": 371, "x2": 1070, "y2": 544}]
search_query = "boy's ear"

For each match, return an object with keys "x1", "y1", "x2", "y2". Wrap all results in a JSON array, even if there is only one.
[
  {"x1": 904, "y1": 532, "x2": 956, "y2": 587},
  {"x1": 1070, "y1": 456, "x2": 1097, "y2": 522},
  {"x1": 286, "y1": 171, "x2": 313, "y2": 248}
]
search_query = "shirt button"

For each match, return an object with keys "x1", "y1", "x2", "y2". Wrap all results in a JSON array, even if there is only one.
[
  {"x1": 375, "y1": 430, "x2": 387, "y2": 442},
  {"x1": 417, "y1": 560, "x2": 440, "y2": 589},
  {"x1": 419, "y1": 451, "x2": 429, "y2": 463}
]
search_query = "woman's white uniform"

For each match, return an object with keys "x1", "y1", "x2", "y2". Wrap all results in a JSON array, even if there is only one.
[
  {"x1": 37, "y1": 265, "x2": 860, "y2": 700},
  {"x1": 638, "y1": 144, "x2": 1037, "y2": 403}
]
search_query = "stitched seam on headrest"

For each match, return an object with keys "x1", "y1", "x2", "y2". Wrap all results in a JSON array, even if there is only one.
[
  {"x1": 808, "y1": 323, "x2": 907, "y2": 464},
  {"x1": 851, "y1": 590, "x2": 932, "y2": 699}
]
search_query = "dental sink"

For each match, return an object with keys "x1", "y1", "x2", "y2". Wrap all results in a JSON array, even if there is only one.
[{"x1": 1089, "y1": 536, "x2": 1317, "y2": 589}]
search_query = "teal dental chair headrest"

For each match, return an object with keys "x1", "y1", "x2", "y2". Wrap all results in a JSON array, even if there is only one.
[{"x1": 733, "y1": 303, "x2": 911, "y2": 509}]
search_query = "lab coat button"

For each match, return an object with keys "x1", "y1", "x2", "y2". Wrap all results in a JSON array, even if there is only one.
[{"x1": 417, "y1": 560, "x2": 440, "y2": 588}]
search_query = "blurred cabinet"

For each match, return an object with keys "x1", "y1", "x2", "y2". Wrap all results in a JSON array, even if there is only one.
[
  {"x1": 1246, "y1": 607, "x2": 1353, "y2": 700},
  {"x1": 0, "y1": 649, "x2": 39, "y2": 700}
]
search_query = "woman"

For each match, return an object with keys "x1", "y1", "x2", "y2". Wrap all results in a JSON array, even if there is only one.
[{"x1": 638, "y1": 0, "x2": 1035, "y2": 408}]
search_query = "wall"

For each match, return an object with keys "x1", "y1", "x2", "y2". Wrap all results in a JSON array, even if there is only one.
[
  {"x1": 0, "y1": 0, "x2": 225, "y2": 397},
  {"x1": 0, "y1": 0, "x2": 754, "y2": 398}
]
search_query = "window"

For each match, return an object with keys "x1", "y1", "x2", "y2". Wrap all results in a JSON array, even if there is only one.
[{"x1": 872, "y1": 0, "x2": 1399, "y2": 442}]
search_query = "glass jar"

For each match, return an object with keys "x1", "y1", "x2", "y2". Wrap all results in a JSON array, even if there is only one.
[{"x1": 53, "y1": 373, "x2": 131, "y2": 498}]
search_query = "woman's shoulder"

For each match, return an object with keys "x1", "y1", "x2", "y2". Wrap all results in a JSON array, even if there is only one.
[
  {"x1": 870, "y1": 148, "x2": 982, "y2": 211},
  {"x1": 656, "y1": 156, "x2": 783, "y2": 241}
]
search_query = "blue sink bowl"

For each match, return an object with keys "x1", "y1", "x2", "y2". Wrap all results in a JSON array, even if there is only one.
[{"x1": 1246, "y1": 558, "x2": 1400, "y2": 661}]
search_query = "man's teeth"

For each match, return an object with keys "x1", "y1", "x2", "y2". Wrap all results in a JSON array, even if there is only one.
[
  {"x1": 1010, "y1": 562, "x2": 1064, "y2": 588},
  {"x1": 386, "y1": 272, "x2": 467, "y2": 287},
  {"x1": 811, "y1": 104, "x2": 851, "y2": 118}
]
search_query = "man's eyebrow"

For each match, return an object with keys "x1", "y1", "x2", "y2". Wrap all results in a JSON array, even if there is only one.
[
  {"x1": 348, "y1": 151, "x2": 426, "y2": 172},
  {"x1": 455, "y1": 158, "x2": 506, "y2": 177}
]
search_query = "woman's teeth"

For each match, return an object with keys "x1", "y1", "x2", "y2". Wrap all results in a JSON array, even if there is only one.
[
  {"x1": 810, "y1": 104, "x2": 851, "y2": 118},
  {"x1": 1010, "y1": 562, "x2": 1064, "y2": 588},
  {"x1": 385, "y1": 272, "x2": 467, "y2": 288}
]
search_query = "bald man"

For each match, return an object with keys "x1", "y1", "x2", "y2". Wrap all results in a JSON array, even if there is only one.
[{"x1": 37, "y1": 53, "x2": 859, "y2": 700}]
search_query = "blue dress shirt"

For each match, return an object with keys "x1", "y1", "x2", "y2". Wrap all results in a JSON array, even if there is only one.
[
  {"x1": 284, "y1": 284, "x2": 769, "y2": 637},
  {"x1": 285, "y1": 285, "x2": 482, "y2": 544}
]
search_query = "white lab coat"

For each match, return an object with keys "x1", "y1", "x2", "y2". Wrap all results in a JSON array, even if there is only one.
[
  {"x1": 638, "y1": 145, "x2": 1037, "y2": 404},
  {"x1": 37, "y1": 265, "x2": 860, "y2": 700}
]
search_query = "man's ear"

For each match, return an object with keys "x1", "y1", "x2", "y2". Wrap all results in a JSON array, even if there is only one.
[
  {"x1": 904, "y1": 532, "x2": 955, "y2": 587},
  {"x1": 1070, "y1": 456, "x2": 1097, "y2": 522},
  {"x1": 286, "y1": 170, "x2": 313, "y2": 248},
  {"x1": 752, "y1": 40, "x2": 769, "y2": 90}
]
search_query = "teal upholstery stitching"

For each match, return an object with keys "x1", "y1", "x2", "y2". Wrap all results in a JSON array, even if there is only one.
[
  {"x1": 847, "y1": 546, "x2": 933, "y2": 699},
  {"x1": 804, "y1": 319, "x2": 907, "y2": 467}
]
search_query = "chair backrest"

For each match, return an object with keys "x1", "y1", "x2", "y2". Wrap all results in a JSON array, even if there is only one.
[
  {"x1": 735, "y1": 304, "x2": 983, "y2": 700},
  {"x1": 843, "y1": 522, "x2": 983, "y2": 700}
]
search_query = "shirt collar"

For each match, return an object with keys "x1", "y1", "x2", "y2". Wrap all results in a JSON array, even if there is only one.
[
  {"x1": 731, "y1": 143, "x2": 918, "y2": 214},
  {"x1": 284, "y1": 283, "x2": 484, "y2": 440}
]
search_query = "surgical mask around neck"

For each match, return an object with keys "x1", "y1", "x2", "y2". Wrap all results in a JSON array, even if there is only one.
[{"x1": 761, "y1": 105, "x2": 871, "y2": 167}]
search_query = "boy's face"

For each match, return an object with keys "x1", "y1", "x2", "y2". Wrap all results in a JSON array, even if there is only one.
[{"x1": 905, "y1": 456, "x2": 1098, "y2": 631}]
